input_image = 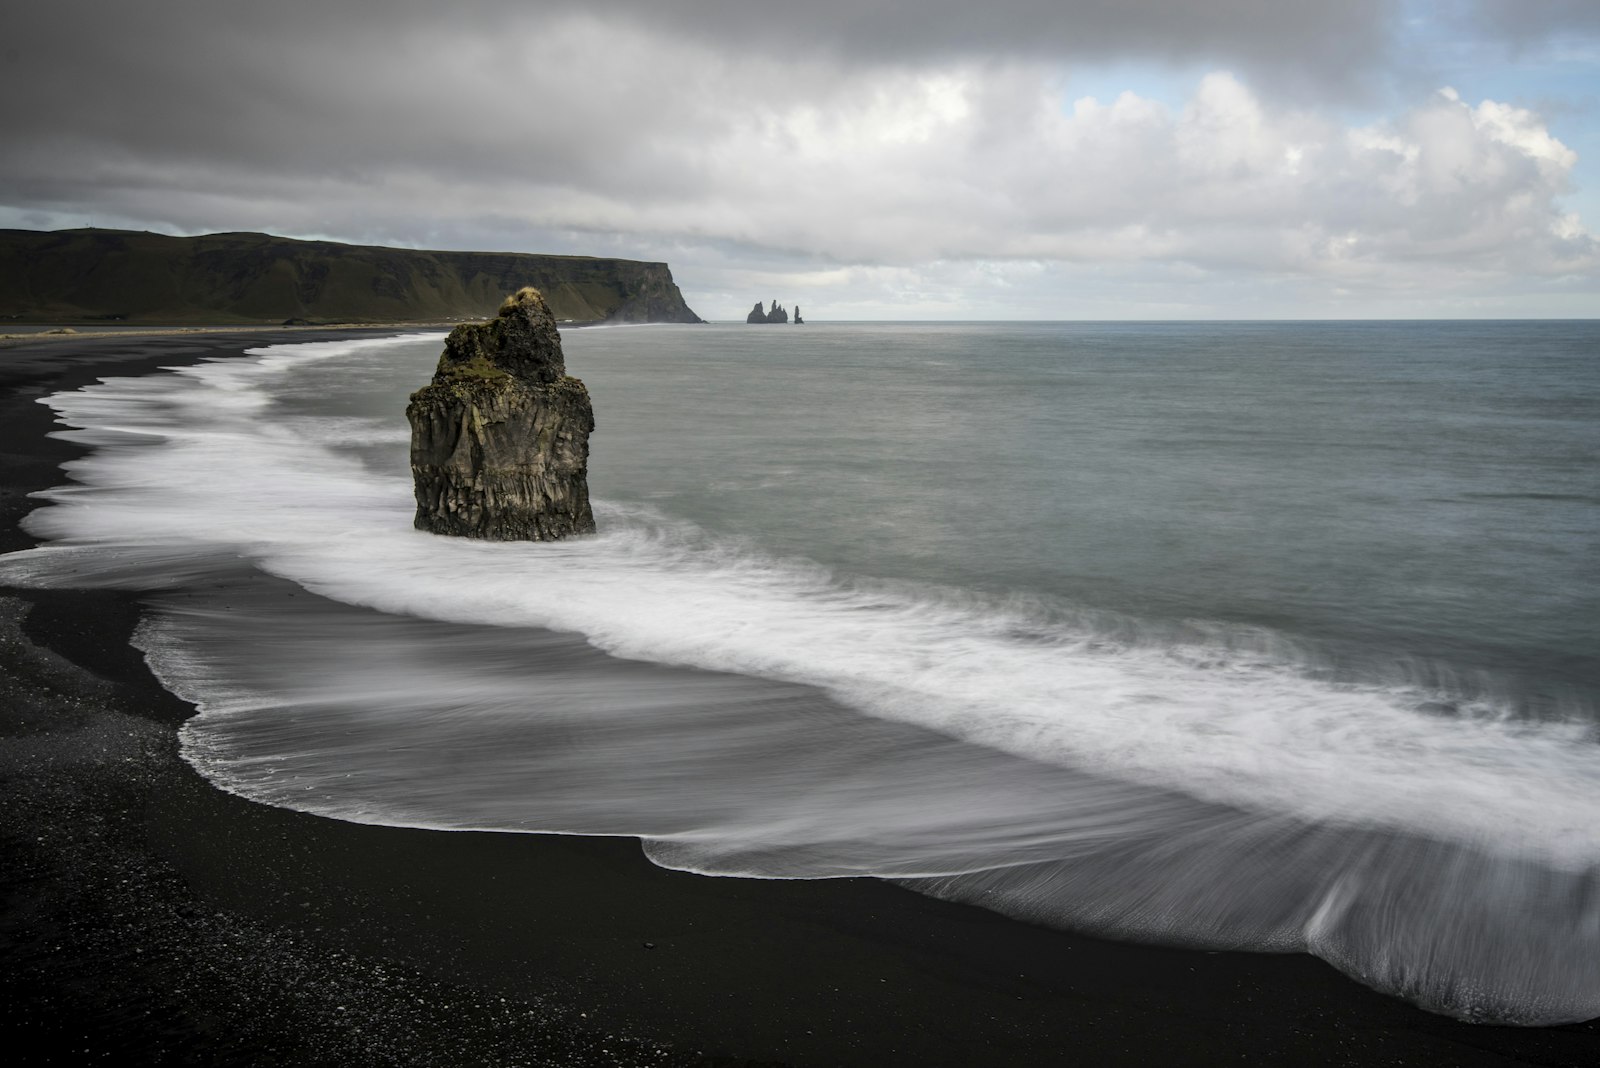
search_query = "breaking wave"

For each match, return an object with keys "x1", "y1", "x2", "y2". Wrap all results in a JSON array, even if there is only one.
[{"x1": 2, "y1": 333, "x2": 1595, "y2": 1025}]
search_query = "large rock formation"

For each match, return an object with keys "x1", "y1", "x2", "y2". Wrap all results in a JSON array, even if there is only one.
[
  {"x1": 407, "y1": 287, "x2": 596, "y2": 540},
  {"x1": 746, "y1": 299, "x2": 790, "y2": 323}
]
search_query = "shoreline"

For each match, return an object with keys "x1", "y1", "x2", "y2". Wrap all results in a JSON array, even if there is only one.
[
  {"x1": 1, "y1": 321, "x2": 630, "y2": 350},
  {"x1": 2, "y1": 331, "x2": 1596, "y2": 1065},
  {"x1": 0, "y1": 316, "x2": 640, "y2": 348},
  {"x1": 0, "y1": 322, "x2": 455, "y2": 348}
]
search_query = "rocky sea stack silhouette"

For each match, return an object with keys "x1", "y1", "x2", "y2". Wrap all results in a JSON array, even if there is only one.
[
  {"x1": 746, "y1": 299, "x2": 792, "y2": 324},
  {"x1": 407, "y1": 287, "x2": 596, "y2": 540}
]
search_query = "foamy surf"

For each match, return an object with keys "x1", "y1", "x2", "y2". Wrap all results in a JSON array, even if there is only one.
[{"x1": 1, "y1": 330, "x2": 1596, "y2": 1024}]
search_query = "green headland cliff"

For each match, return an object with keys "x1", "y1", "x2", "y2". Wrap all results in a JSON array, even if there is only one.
[{"x1": 0, "y1": 229, "x2": 702, "y2": 325}]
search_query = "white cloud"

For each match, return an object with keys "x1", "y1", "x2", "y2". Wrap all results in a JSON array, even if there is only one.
[
  {"x1": 2, "y1": 8, "x2": 1593, "y2": 317},
  {"x1": 529, "y1": 56, "x2": 1590, "y2": 289}
]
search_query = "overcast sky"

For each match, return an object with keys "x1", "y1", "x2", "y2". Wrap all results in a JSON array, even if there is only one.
[{"x1": 3, "y1": 1, "x2": 1598, "y2": 318}]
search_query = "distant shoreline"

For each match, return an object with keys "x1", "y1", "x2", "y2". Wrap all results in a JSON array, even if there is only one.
[
  {"x1": 0, "y1": 318, "x2": 625, "y2": 348},
  {"x1": 0, "y1": 228, "x2": 705, "y2": 326}
]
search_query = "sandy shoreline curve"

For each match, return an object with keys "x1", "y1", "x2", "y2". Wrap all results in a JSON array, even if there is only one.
[{"x1": 1, "y1": 329, "x2": 1596, "y2": 1066}]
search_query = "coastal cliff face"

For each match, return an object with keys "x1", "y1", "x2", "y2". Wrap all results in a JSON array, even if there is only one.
[
  {"x1": 406, "y1": 288, "x2": 596, "y2": 540},
  {"x1": 0, "y1": 228, "x2": 703, "y2": 325}
]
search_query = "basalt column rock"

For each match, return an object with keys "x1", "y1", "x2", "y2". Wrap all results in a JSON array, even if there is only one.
[{"x1": 407, "y1": 287, "x2": 596, "y2": 540}]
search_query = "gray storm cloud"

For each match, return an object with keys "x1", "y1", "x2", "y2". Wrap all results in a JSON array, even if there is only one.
[
  {"x1": 2, "y1": 1, "x2": 1596, "y2": 316},
  {"x1": 8, "y1": 1, "x2": 1397, "y2": 82}
]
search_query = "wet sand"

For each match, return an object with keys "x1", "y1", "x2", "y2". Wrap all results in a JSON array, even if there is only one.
[{"x1": 2, "y1": 331, "x2": 1596, "y2": 1066}]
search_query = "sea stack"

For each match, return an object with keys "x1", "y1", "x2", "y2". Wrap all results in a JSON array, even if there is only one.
[
  {"x1": 406, "y1": 287, "x2": 596, "y2": 540},
  {"x1": 746, "y1": 299, "x2": 791, "y2": 324}
]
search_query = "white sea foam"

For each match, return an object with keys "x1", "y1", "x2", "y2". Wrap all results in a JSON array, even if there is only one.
[
  {"x1": 2, "y1": 334, "x2": 1597, "y2": 870},
  {"x1": 3, "y1": 333, "x2": 1599, "y2": 1024}
]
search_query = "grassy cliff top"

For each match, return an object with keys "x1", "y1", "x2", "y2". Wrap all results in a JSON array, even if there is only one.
[{"x1": 0, "y1": 228, "x2": 702, "y2": 326}]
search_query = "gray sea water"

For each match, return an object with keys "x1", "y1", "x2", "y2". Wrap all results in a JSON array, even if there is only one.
[{"x1": 3, "y1": 320, "x2": 1598, "y2": 1024}]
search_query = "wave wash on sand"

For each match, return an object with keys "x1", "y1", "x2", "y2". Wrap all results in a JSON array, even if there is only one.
[{"x1": 2, "y1": 332, "x2": 1597, "y2": 1026}]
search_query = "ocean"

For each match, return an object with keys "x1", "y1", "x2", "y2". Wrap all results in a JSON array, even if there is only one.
[{"x1": 2, "y1": 320, "x2": 1597, "y2": 1025}]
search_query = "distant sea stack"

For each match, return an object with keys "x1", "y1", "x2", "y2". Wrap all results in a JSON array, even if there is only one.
[
  {"x1": 746, "y1": 299, "x2": 795, "y2": 324},
  {"x1": 406, "y1": 288, "x2": 596, "y2": 541},
  {"x1": 0, "y1": 228, "x2": 703, "y2": 325}
]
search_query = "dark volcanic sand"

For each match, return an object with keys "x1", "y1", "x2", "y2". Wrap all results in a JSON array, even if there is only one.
[{"x1": 2, "y1": 332, "x2": 1597, "y2": 1067}]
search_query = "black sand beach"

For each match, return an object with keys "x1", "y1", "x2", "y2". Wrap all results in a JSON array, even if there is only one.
[{"x1": 3, "y1": 332, "x2": 1598, "y2": 1067}]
